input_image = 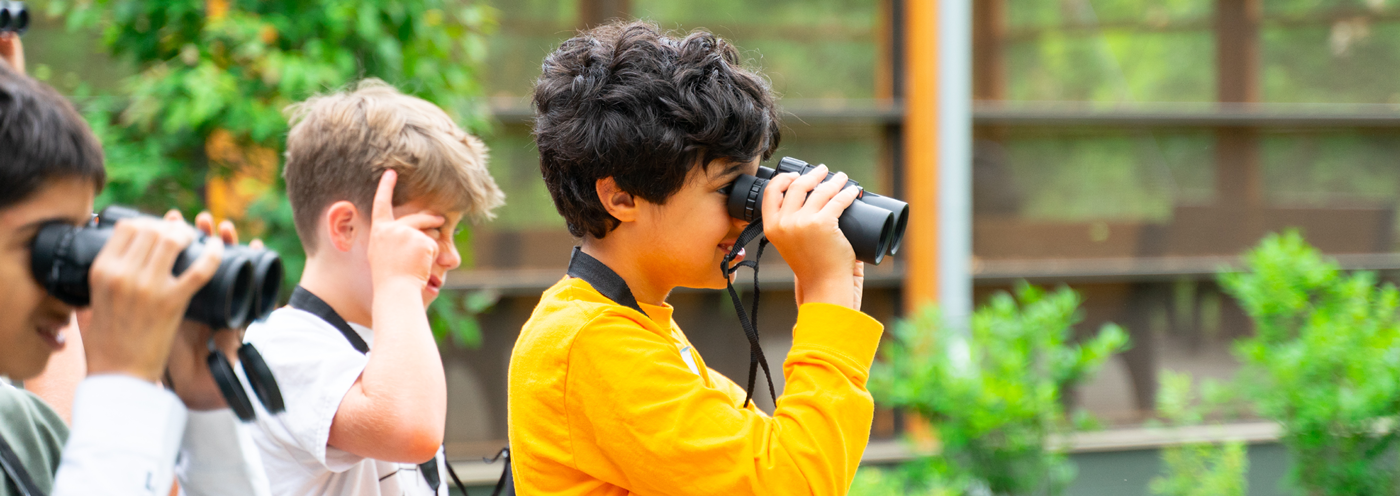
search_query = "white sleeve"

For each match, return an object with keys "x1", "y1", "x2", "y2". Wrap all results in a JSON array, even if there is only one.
[
  {"x1": 52, "y1": 375, "x2": 187, "y2": 496},
  {"x1": 174, "y1": 409, "x2": 272, "y2": 496},
  {"x1": 244, "y1": 312, "x2": 368, "y2": 472}
]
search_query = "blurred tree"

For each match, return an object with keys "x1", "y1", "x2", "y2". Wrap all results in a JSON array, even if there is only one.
[
  {"x1": 48, "y1": 0, "x2": 499, "y2": 346},
  {"x1": 1147, "y1": 370, "x2": 1248, "y2": 496}
]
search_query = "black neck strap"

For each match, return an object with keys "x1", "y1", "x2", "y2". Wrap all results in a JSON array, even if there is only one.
[
  {"x1": 720, "y1": 221, "x2": 777, "y2": 409},
  {"x1": 566, "y1": 247, "x2": 645, "y2": 315},
  {"x1": 288, "y1": 286, "x2": 369, "y2": 354},
  {"x1": 566, "y1": 238, "x2": 776, "y2": 410},
  {"x1": 284, "y1": 286, "x2": 442, "y2": 492},
  {"x1": 0, "y1": 430, "x2": 43, "y2": 496}
]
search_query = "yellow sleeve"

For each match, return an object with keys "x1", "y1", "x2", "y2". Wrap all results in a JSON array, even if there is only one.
[{"x1": 564, "y1": 303, "x2": 883, "y2": 495}]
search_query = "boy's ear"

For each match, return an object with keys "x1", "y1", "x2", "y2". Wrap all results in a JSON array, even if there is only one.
[
  {"x1": 323, "y1": 200, "x2": 363, "y2": 252},
  {"x1": 595, "y1": 177, "x2": 638, "y2": 223}
]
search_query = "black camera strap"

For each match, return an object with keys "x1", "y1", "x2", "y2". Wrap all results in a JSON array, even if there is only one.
[
  {"x1": 285, "y1": 286, "x2": 468, "y2": 496},
  {"x1": 565, "y1": 247, "x2": 644, "y2": 315},
  {"x1": 719, "y1": 221, "x2": 777, "y2": 409},
  {"x1": 0, "y1": 431, "x2": 43, "y2": 496}
]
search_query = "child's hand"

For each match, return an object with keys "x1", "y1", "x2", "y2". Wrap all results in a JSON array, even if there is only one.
[
  {"x1": 761, "y1": 164, "x2": 864, "y2": 310},
  {"x1": 85, "y1": 214, "x2": 223, "y2": 383},
  {"x1": 367, "y1": 170, "x2": 443, "y2": 291},
  {"x1": 0, "y1": 33, "x2": 23, "y2": 75}
]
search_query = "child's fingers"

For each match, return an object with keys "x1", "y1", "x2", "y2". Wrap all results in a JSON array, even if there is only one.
[
  {"x1": 371, "y1": 170, "x2": 399, "y2": 225},
  {"x1": 218, "y1": 220, "x2": 238, "y2": 245},
  {"x1": 143, "y1": 223, "x2": 195, "y2": 282},
  {"x1": 175, "y1": 238, "x2": 223, "y2": 298},
  {"x1": 761, "y1": 172, "x2": 798, "y2": 220},
  {"x1": 818, "y1": 186, "x2": 862, "y2": 220},
  {"x1": 249, "y1": 239, "x2": 265, "y2": 251},
  {"x1": 801, "y1": 171, "x2": 848, "y2": 215},
  {"x1": 780, "y1": 165, "x2": 827, "y2": 217},
  {"x1": 394, "y1": 212, "x2": 446, "y2": 231}
]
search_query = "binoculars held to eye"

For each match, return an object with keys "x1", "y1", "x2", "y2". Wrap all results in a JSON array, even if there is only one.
[
  {"x1": 30, "y1": 205, "x2": 284, "y2": 330},
  {"x1": 0, "y1": 2, "x2": 26, "y2": 34},
  {"x1": 726, "y1": 157, "x2": 909, "y2": 265}
]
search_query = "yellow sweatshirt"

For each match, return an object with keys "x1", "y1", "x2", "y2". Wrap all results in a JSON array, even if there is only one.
[{"x1": 507, "y1": 276, "x2": 885, "y2": 495}]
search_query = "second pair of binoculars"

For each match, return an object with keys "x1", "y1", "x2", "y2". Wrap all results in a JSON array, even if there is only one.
[
  {"x1": 0, "y1": 1, "x2": 26, "y2": 34},
  {"x1": 727, "y1": 157, "x2": 909, "y2": 265},
  {"x1": 30, "y1": 205, "x2": 283, "y2": 330}
]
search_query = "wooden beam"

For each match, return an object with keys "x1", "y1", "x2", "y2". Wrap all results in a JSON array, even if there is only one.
[{"x1": 904, "y1": 0, "x2": 939, "y2": 309}]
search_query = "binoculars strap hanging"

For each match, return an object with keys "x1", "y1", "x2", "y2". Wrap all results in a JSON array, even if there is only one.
[
  {"x1": 0, "y1": 431, "x2": 43, "y2": 496},
  {"x1": 286, "y1": 287, "x2": 470, "y2": 496},
  {"x1": 720, "y1": 221, "x2": 777, "y2": 409}
]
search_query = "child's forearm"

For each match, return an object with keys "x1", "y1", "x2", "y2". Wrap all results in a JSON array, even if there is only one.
[{"x1": 329, "y1": 279, "x2": 446, "y2": 463}]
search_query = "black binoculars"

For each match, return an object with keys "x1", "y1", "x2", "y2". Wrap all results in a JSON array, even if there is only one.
[
  {"x1": 30, "y1": 205, "x2": 284, "y2": 330},
  {"x1": 0, "y1": 1, "x2": 26, "y2": 34},
  {"x1": 726, "y1": 157, "x2": 909, "y2": 265}
]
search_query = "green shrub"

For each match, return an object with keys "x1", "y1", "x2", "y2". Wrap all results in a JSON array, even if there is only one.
[
  {"x1": 1220, "y1": 230, "x2": 1400, "y2": 495},
  {"x1": 1148, "y1": 370, "x2": 1248, "y2": 496},
  {"x1": 870, "y1": 283, "x2": 1129, "y2": 496}
]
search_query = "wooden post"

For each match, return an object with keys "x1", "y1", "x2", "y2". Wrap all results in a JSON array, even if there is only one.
[
  {"x1": 1215, "y1": 0, "x2": 1263, "y2": 208},
  {"x1": 579, "y1": 0, "x2": 631, "y2": 29},
  {"x1": 904, "y1": 0, "x2": 940, "y2": 310}
]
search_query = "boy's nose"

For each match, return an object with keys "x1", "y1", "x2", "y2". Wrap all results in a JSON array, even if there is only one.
[{"x1": 439, "y1": 241, "x2": 462, "y2": 270}]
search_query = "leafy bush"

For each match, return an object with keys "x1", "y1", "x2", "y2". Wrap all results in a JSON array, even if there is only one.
[
  {"x1": 1220, "y1": 230, "x2": 1400, "y2": 495},
  {"x1": 870, "y1": 284, "x2": 1129, "y2": 496},
  {"x1": 46, "y1": 0, "x2": 498, "y2": 345},
  {"x1": 1148, "y1": 370, "x2": 1248, "y2": 496}
]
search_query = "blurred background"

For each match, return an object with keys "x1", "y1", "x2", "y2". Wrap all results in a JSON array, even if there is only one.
[{"x1": 21, "y1": 0, "x2": 1400, "y2": 494}]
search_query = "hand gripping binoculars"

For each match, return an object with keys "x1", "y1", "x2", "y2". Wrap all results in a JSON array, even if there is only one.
[
  {"x1": 31, "y1": 205, "x2": 286, "y2": 421},
  {"x1": 30, "y1": 205, "x2": 284, "y2": 330},
  {"x1": 726, "y1": 157, "x2": 909, "y2": 265},
  {"x1": 0, "y1": 2, "x2": 27, "y2": 34}
]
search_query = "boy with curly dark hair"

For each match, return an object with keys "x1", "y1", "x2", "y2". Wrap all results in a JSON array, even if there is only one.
[{"x1": 508, "y1": 21, "x2": 883, "y2": 495}]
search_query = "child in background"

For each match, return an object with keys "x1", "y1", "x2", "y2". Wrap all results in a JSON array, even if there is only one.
[
  {"x1": 244, "y1": 80, "x2": 504, "y2": 496},
  {"x1": 508, "y1": 21, "x2": 883, "y2": 495}
]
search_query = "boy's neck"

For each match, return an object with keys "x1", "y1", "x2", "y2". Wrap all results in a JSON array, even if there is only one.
[
  {"x1": 299, "y1": 254, "x2": 373, "y2": 328},
  {"x1": 580, "y1": 239, "x2": 671, "y2": 307}
]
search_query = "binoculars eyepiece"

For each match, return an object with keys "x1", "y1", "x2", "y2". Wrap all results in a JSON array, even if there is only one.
[
  {"x1": 726, "y1": 157, "x2": 910, "y2": 265},
  {"x1": 30, "y1": 206, "x2": 283, "y2": 329},
  {"x1": 0, "y1": 2, "x2": 27, "y2": 35}
]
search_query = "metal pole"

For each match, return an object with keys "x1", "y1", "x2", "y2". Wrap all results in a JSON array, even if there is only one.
[{"x1": 938, "y1": 0, "x2": 972, "y2": 330}]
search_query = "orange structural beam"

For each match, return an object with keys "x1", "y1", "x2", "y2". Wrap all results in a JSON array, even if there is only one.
[{"x1": 904, "y1": 0, "x2": 940, "y2": 310}]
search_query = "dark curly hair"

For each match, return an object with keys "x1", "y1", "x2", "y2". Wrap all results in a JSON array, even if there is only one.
[
  {"x1": 533, "y1": 20, "x2": 781, "y2": 239},
  {"x1": 0, "y1": 61, "x2": 105, "y2": 210}
]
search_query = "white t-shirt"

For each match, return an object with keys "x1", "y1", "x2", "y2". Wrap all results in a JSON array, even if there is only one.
[{"x1": 242, "y1": 308, "x2": 447, "y2": 496}]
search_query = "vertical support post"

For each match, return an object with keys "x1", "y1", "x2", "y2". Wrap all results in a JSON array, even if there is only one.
[
  {"x1": 904, "y1": 0, "x2": 940, "y2": 312},
  {"x1": 579, "y1": 0, "x2": 631, "y2": 29},
  {"x1": 1215, "y1": 0, "x2": 1263, "y2": 208},
  {"x1": 940, "y1": 0, "x2": 973, "y2": 328}
]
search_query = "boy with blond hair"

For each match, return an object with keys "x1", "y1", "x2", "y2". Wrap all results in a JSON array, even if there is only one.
[{"x1": 244, "y1": 80, "x2": 504, "y2": 496}]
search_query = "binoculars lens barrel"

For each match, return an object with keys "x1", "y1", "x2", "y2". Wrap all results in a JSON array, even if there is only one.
[
  {"x1": 728, "y1": 158, "x2": 907, "y2": 265},
  {"x1": 29, "y1": 206, "x2": 282, "y2": 329},
  {"x1": 0, "y1": 2, "x2": 27, "y2": 34}
]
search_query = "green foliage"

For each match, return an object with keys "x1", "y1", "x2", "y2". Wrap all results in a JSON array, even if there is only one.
[
  {"x1": 1220, "y1": 230, "x2": 1400, "y2": 495},
  {"x1": 48, "y1": 0, "x2": 498, "y2": 345},
  {"x1": 847, "y1": 464, "x2": 960, "y2": 496},
  {"x1": 870, "y1": 283, "x2": 1129, "y2": 496},
  {"x1": 428, "y1": 288, "x2": 498, "y2": 348},
  {"x1": 1148, "y1": 371, "x2": 1249, "y2": 496}
]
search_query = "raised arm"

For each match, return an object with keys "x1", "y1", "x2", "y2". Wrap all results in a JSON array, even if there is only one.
[{"x1": 326, "y1": 170, "x2": 448, "y2": 464}]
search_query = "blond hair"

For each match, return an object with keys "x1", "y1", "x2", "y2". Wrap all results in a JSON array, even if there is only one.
[{"x1": 283, "y1": 79, "x2": 504, "y2": 252}]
